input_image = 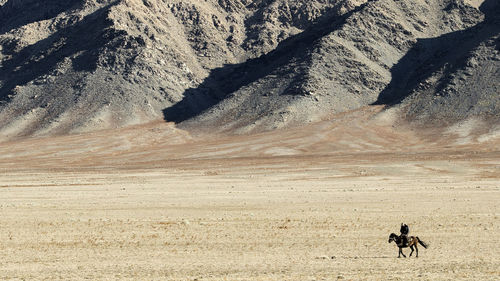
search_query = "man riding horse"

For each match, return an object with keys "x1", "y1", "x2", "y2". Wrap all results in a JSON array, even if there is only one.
[{"x1": 388, "y1": 223, "x2": 427, "y2": 257}]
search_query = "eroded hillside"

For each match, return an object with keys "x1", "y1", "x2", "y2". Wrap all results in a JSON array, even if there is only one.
[{"x1": 0, "y1": 0, "x2": 498, "y2": 139}]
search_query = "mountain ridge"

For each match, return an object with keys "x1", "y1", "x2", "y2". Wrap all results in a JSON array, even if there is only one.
[{"x1": 0, "y1": 0, "x2": 498, "y2": 139}]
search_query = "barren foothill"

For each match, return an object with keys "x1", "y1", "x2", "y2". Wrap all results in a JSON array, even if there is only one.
[{"x1": 0, "y1": 108, "x2": 499, "y2": 280}]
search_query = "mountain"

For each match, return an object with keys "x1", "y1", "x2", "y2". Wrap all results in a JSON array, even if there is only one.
[
  {"x1": 0, "y1": 0, "x2": 498, "y2": 138},
  {"x1": 379, "y1": 0, "x2": 499, "y2": 127}
]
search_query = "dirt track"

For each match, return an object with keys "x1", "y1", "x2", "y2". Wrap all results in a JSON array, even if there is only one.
[{"x1": 0, "y1": 112, "x2": 499, "y2": 280}]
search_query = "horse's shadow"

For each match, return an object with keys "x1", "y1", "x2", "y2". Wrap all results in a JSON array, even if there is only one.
[{"x1": 333, "y1": 256, "x2": 392, "y2": 259}]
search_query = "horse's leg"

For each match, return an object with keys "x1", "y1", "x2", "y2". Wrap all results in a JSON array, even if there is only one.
[
  {"x1": 400, "y1": 247, "x2": 406, "y2": 258},
  {"x1": 415, "y1": 244, "x2": 419, "y2": 258},
  {"x1": 409, "y1": 245, "x2": 414, "y2": 257},
  {"x1": 398, "y1": 248, "x2": 401, "y2": 258}
]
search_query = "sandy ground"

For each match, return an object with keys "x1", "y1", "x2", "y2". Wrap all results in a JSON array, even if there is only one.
[{"x1": 0, "y1": 109, "x2": 499, "y2": 280}]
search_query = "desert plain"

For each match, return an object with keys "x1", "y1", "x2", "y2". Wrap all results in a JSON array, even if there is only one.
[{"x1": 0, "y1": 109, "x2": 499, "y2": 280}]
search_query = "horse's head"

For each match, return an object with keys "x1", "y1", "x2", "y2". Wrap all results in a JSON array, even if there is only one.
[{"x1": 388, "y1": 233, "x2": 398, "y2": 243}]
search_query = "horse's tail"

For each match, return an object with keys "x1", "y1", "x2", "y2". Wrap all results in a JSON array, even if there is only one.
[{"x1": 417, "y1": 237, "x2": 428, "y2": 249}]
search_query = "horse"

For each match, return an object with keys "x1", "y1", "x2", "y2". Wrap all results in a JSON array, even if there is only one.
[{"x1": 388, "y1": 233, "x2": 428, "y2": 258}]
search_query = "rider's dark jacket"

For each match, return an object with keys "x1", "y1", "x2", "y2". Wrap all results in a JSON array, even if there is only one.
[{"x1": 400, "y1": 224, "x2": 409, "y2": 236}]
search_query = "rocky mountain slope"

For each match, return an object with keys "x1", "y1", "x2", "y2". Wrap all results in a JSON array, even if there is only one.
[
  {"x1": 0, "y1": 0, "x2": 498, "y2": 138},
  {"x1": 383, "y1": 0, "x2": 500, "y2": 127}
]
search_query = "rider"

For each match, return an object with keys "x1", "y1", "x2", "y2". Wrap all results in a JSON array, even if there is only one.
[{"x1": 400, "y1": 223, "x2": 409, "y2": 246}]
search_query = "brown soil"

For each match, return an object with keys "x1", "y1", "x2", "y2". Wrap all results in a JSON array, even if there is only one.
[{"x1": 0, "y1": 109, "x2": 498, "y2": 280}]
